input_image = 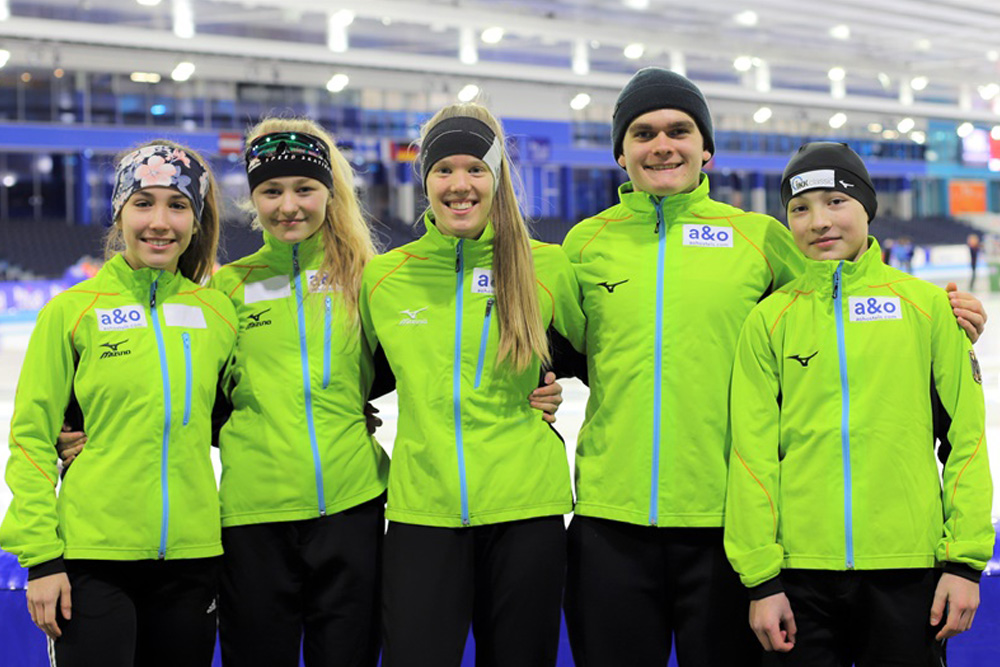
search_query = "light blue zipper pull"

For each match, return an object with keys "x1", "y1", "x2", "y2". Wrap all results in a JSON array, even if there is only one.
[
  {"x1": 832, "y1": 265, "x2": 841, "y2": 300},
  {"x1": 652, "y1": 196, "x2": 665, "y2": 234}
]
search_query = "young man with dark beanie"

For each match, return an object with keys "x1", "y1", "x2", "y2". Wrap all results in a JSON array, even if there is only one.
[
  {"x1": 560, "y1": 68, "x2": 989, "y2": 666},
  {"x1": 725, "y1": 141, "x2": 993, "y2": 666}
]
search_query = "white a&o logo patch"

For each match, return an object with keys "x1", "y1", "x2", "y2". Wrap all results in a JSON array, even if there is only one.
[
  {"x1": 790, "y1": 169, "x2": 835, "y2": 195},
  {"x1": 96, "y1": 305, "x2": 148, "y2": 331},
  {"x1": 849, "y1": 297, "x2": 902, "y2": 322},
  {"x1": 471, "y1": 268, "x2": 494, "y2": 294},
  {"x1": 683, "y1": 225, "x2": 733, "y2": 248}
]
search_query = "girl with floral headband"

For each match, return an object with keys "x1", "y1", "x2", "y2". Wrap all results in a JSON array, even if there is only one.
[{"x1": 0, "y1": 139, "x2": 238, "y2": 666}]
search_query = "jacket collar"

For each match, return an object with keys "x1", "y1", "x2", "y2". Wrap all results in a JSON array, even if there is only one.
[
  {"x1": 418, "y1": 211, "x2": 495, "y2": 261},
  {"x1": 102, "y1": 253, "x2": 183, "y2": 300},
  {"x1": 801, "y1": 237, "x2": 886, "y2": 296},
  {"x1": 618, "y1": 172, "x2": 711, "y2": 221},
  {"x1": 260, "y1": 228, "x2": 324, "y2": 270}
]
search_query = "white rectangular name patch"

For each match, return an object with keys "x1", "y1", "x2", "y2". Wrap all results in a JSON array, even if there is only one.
[
  {"x1": 244, "y1": 276, "x2": 291, "y2": 304},
  {"x1": 849, "y1": 297, "x2": 903, "y2": 322},
  {"x1": 682, "y1": 224, "x2": 734, "y2": 248},
  {"x1": 96, "y1": 306, "x2": 148, "y2": 331},
  {"x1": 163, "y1": 303, "x2": 207, "y2": 329},
  {"x1": 790, "y1": 169, "x2": 835, "y2": 195},
  {"x1": 471, "y1": 268, "x2": 495, "y2": 294}
]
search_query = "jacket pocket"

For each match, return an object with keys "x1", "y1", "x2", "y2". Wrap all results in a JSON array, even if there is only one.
[
  {"x1": 182, "y1": 332, "x2": 192, "y2": 425},
  {"x1": 474, "y1": 298, "x2": 494, "y2": 389}
]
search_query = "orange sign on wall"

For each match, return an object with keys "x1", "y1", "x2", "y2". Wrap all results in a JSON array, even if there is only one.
[{"x1": 949, "y1": 180, "x2": 987, "y2": 215}]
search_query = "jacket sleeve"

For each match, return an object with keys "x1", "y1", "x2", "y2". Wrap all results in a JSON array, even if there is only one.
[
  {"x1": 538, "y1": 248, "x2": 586, "y2": 354},
  {"x1": 358, "y1": 265, "x2": 380, "y2": 356},
  {"x1": 725, "y1": 305, "x2": 785, "y2": 588},
  {"x1": 0, "y1": 299, "x2": 77, "y2": 568},
  {"x1": 763, "y1": 219, "x2": 804, "y2": 291},
  {"x1": 929, "y1": 290, "x2": 993, "y2": 571}
]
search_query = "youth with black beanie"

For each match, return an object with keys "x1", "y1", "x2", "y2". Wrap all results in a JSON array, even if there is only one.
[
  {"x1": 726, "y1": 141, "x2": 993, "y2": 665},
  {"x1": 561, "y1": 67, "x2": 989, "y2": 666}
]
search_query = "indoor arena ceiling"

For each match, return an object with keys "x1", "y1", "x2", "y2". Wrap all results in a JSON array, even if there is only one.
[{"x1": 0, "y1": 0, "x2": 998, "y2": 125}]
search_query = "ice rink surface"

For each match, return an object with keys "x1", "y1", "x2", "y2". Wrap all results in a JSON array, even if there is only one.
[{"x1": 2, "y1": 289, "x2": 999, "y2": 523}]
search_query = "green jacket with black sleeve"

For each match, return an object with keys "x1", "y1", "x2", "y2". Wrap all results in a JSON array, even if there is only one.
[
  {"x1": 209, "y1": 231, "x2": 389, "y2": 528},
  {"x1": 562, "y1": 175, "x2": 804, "y2": 528},
  {"x1": 359, "y1": 215, "x2": 586, "y2": 528},
  {"x1": 725, "y1": 240, "x2": 993, "y2": 591},
  {"x1": 1, "y1": 254, "x2": 237, "y2": 572}
]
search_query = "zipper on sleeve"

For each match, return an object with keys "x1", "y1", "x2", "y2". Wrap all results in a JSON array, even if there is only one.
[
  {"x1": 832, "y1": 263, "x2": 854, "y2": 569},
  {"x1": 149, "y1": 275, "x2": 171, "y2": 559},
  {"x1": 182, "y1": 332, "x2": 192, "y2": 426},
  {"x1": 649, "y1": 197, "x2": 667, "y2": 526},
  {"x1": 293, "y1": 244, "x2": 327, "y2": 516},
  {"x1": 323, "y1": 295, "x2": 332, "y2": 389},
  {"x1": 474, "y1": 298, "x2": 494, "y2": 389},
  {"x1": 453, "y1": 240, "x2": 471, "y2": 525}
]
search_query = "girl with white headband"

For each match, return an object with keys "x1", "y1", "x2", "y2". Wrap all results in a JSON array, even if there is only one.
[
  {"x1": 360, "y1": 103, "x2": 586, "y2": 666},
  {"x1": 1, "y1": 140, "x2": 237, "y2": 667}
]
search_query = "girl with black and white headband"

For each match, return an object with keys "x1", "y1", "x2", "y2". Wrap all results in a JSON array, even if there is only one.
[{"x1": 360, "y1": 103, "x2": 586, "y2": 667}]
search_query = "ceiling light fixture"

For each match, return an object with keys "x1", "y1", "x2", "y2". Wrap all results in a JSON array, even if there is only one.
[
  {"x1": 733, "y1": 55, "x2": 753, "y2": 72},
  {"x1": 752, "y1": 106, "x2": 772, "y2": 123},
  {"x1": 458, "y1": 84, "x2": 480, "y2": 102},
  {"x1": 481, "y1": 26, "x2": 504, "y2": 44},
  {"x1": 170, "y1": 61, "x2": 195, "y2": 82},
  {"x1": 829, "y1": 24, "x2": 850, "y2": 40},
  {"x1": 624, "y1": 43, "x2": 645, "y2": 60},
  {"x1": 829, "y1": 112, "x2": 847, "y2": 129},
  {"x1": 734, "y1": 11, "x2": 758, "y2": 27},
  {"x1": 326, "y1": 73, "x2": 349, "y2": 93},
  {"x1": 570, "y1": 93, "x2": 591, "y2": 110}
]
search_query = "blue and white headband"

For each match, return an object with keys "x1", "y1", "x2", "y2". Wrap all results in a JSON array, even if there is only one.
[
  {"x1": 112, "y1": 144, "x2": 209, "y2": 221},
  {"x1": 419, "y1": 116, "x2": 503, "y2": 193}
]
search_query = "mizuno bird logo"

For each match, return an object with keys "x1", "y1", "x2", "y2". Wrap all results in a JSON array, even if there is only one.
[
  {"x1": 100, "y1": 340, "x2": 128, "y2": 352},
  {"x1": 787, "y1": 352, "x2": 819, "y2": 367},
  {"x1": 839, "y1": 180, "x2": 854, "y2": 188},
  {"x1": 400, "y1": 307, "x2": 428, "y2": 319},
  {"x1": 247, "y1": 308, "x2": 271, "y2": 322},
  {"x1": 597, "y1": 279, "x2": 629, "y2": 293}
]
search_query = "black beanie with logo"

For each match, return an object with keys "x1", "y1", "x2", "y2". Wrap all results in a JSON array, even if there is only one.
[
  {"x1": 780, "y1": 142, "x2": 878, "y2": 222},
  {"x1": 611, "y1": 67, "x2": 715, "y2": 160}
]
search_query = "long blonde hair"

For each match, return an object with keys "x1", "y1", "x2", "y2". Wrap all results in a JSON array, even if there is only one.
[
  {"x1": 245, "y1": 117, "x2": 376, "y2": 320},
  {"x1": 421, "y1": 103, "x2": 550, "y2": 370},
  {"x1": 105, "y1": 139, "x2": 221, "y2": 284}
]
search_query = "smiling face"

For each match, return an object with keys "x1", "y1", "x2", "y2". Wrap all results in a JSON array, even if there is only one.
[
  {"x1": 617, "y1": 108, "x2": 711, "y2": 197},
  {"x1": 425, "y1": 154, "x2": 495, "y2": 239},
  {"x1": 251, "y1": 176, "x2": 329, "y2": 244},
  {"x1": 120, "y1": 187, "x2": 196, "y2": 273},
  {"x1": 787, "y1": 189, "x2": 869, "y2": 262}
]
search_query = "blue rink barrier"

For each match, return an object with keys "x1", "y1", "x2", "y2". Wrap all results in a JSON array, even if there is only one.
[{"x1": 3, "y1": 535, "x2": 999, "y2": 666}]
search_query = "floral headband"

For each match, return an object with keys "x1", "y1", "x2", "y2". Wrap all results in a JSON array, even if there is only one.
[{"x1": 112, "y1": 145, "x2": 209, "y2": 221}]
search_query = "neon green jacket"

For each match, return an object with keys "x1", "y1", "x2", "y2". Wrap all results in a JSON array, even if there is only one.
[
  {"x1": 360, "y1": 216, "x2": 586, "y2": 527},
  {"x1": 562, "y1": 175, "x2": 803, "y2": 527},
  {"x1": 1, "y1": 254, "x2": 237, "y2": 567},
  {"x1": 210, "y1": 232, "x2": 389, "y2": 528},
  {"x1": 725, "y1": 240, "x2": 993, "y2": 588}
]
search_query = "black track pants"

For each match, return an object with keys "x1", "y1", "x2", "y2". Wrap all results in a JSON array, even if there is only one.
[
  {"x1": 52, "y1": 557, "x2": 220, "y2": 667},
  {"x1": 381, "y1": 516, "x2": 566, "y2": 667},
  {"x1": 219, "y1": 494, "x2": 385, "y2": 667},
  {"x1": 762, "y1": 568, "x2": 946, "y2": 667},
  {"x1": 564, "y1": 516, "x2": 760, "y2": 667}
]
